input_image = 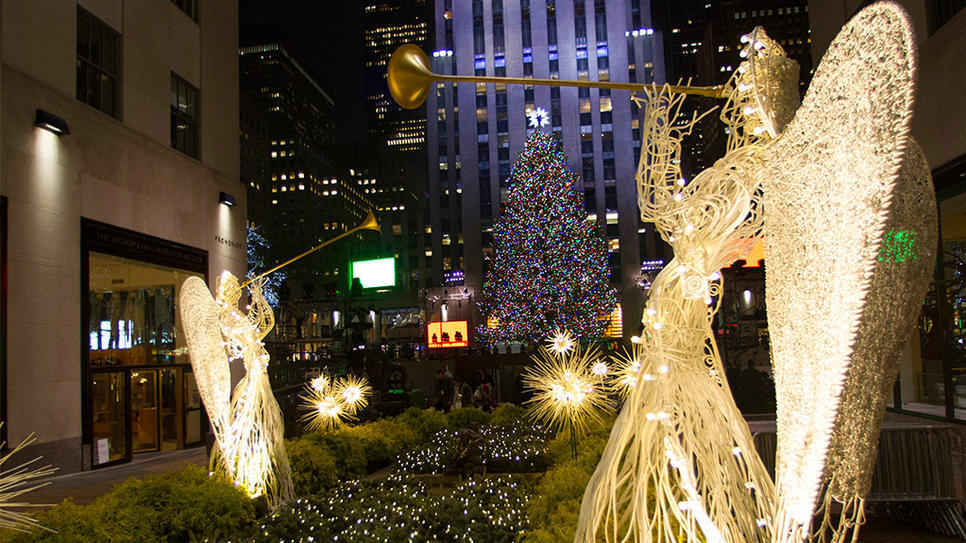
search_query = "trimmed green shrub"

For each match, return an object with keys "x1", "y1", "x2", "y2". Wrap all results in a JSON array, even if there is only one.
[
  {"x1": 523, "y1": 463, "x2": 590, "y2": 543},
  {"x1": 445, "y1": 406, "x2": 491, "y2": 429},
  {"x1": 0, "y1": 465, "x2": 255, "y2": 543},
  {"x1": 393, "y1": 407, "x2": 448, "y2": 442},
  {"x1": 342, "y1": 419, "x2": 417, "y2": 470},
  {"x1": 523, "y1": 415, "x2": 615, "y2": 542},
  {"x1": 286, "y1": 437, "x2": 339, "y2": 495},
  {"x1": 307, "y1": 431, "x2": 367, "y2": 479},
  {"x1": 489, "y1": 403, "x2": 528, "y2": 426}
]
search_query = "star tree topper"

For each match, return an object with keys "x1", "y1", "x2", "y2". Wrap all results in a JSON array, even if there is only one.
[{"x1": 527, "y1": 107, "x2": 550, "y2": 128}]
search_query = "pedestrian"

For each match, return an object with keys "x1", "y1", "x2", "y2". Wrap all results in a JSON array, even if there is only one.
[
  {"x1": 435, "y1": 368, "x2": 454, "y2": 412},
  {"x1": 453, "y1": 376, "x2": 473, "y2": 409}
]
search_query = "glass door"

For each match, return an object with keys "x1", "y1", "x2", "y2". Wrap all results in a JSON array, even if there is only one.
[
  {"x1": 131, "y1": 370, "x2": 159, "y2": 452},
  {"x1": 160, "y1": 367, "x2": 181, "y2": 450},
  {"x1": 91, "y1": 370, "x2": 129, "y2": 466},
  {"x1": 184, "y1": 371, "x2": 203, "y2": 446}
]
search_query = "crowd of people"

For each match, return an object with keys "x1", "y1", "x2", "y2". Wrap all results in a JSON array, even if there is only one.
[{"x1": 434, "y1": 368, "x2": 498, "y2": 412}]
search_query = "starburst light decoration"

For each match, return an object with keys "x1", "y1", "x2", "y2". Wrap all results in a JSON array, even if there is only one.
[
  {"x1": 310, "y1": 375, "x2": 329, "y2": 392},
  {"x1": 300, "y1": 374, "x2": 372, "y2": 431},
  {"x1": 180, "y1": 272, "x2": 294, "y2": 506},
  {"x1": 527, "y1": 106, "x2": 550, "y2": 128},
  {"x1": 523, "y1": 337, "x2": 610, "y2": 459},
  {"x1": 591, "y1": 361, "x2": 609, "y2": 378},
  {"x1": 549, "y1": 329, "x2": 576, "y2": 355},
  {"x1": 609, "y1": 344, "x2": 650, "y2": 398},
  {"x1": 333, "y1": 375, "x2": 373, "y2": 415}
]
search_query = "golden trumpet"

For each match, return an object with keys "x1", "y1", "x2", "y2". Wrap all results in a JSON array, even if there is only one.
[
  {"x1": 387, "y1": 44, "x2": 724, "y2": 110},
  {"x1": 241, "y1": 211, "x2": 381, "y2": 288}
]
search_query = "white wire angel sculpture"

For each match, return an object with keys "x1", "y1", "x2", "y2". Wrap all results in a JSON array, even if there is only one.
[
  {"x1": 576, "y1": 3, "x2": 935, "y2": 542},
  {"x1": 180, "y1": 271, "x2": 294, "y2": 507},
  {"x1": 574, "y1": 27, "x2": 798, "y2": 543}
]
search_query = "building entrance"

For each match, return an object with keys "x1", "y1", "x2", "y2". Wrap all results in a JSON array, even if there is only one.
[{"x1": 83, "y1": 220, "x2": 208, "y2": 468}]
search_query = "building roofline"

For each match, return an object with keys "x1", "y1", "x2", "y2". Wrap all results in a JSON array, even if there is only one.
[{"x1": 240, "y1": 43, "x2": 336, "y2": 107}]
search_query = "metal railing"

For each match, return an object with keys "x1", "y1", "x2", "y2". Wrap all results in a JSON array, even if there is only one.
[{"x1": 753, "y1": 423, "x2": 966, "y2": 538}]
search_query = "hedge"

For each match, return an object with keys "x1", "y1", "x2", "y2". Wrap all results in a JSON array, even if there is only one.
[{"x1": 0, "y1": 465, "x2": 255, "y2": 543}]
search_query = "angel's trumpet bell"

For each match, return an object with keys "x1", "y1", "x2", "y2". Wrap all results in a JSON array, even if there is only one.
[
  {"x1": 388, "y1": 44, "x2": 434, "y2": 110},
  {"x1": 358, "y1": 211, "x2": 381, "y2": 233}
]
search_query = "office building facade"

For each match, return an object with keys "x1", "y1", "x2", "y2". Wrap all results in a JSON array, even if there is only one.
[
  {"x1": 1, "y1": 1, "x2": 244, "y2": 471},
  {"x1": 241, "y1": 44, "x2": 375, "y2": 295},
  {"x1": 365, "y1": 0, "x2": 433, "y2": 157}
]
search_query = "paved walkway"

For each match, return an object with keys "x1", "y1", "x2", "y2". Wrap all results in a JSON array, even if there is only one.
[{"x1": 26, "y1": 447, "x2": 208, "y2": 507}]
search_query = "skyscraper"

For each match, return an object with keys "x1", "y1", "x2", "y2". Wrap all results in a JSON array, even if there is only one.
[
  {"x1": 363, "y1": 1, "x2": 433, "y2": 295},
  {"x1": 240, "y1": 44, "x2": 376, "y2": 293},
  {"x1": 428, "y1": 0, "x2": 668, "y2": 341},
  {"x1": 364, "y1": 0, "x2": 433, "y2": 157}
]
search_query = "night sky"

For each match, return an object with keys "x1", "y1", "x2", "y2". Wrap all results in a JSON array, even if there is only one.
[{"x1": 240, "y1": 0, "x2": 368, "y2": 143}]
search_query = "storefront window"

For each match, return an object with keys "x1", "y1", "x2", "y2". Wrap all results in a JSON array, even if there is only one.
[
  {"x1": 83, "y1": 219, "x2": 208, "y2": 467},
  {"x1": 88, "y1": 252, "x2": 199, "y2": 367}
]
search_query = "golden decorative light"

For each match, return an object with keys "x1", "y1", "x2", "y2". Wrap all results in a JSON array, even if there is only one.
[
  {"x1": 548, "y1": 329, "x2": 576, "y2": 355},
  {"x1": 300, "y1": 375, "x2": 372, "y2": 431},
  {"x1": 0, "y1": 426, "x2": 57, "y2": 533},
  {"x1": 523, "y1": 338, "x2": 610, "y2": 437},
  {"x1": 333, "y1": 375, "x2": 373, "y2": 415},
  {"x1": 310, "y1": 375, "x2": 329, "y2": 392}
]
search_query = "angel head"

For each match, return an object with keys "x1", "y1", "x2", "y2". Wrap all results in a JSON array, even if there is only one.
[{"x1": 215, "y1": 270, "x2": 243, "y2": 308}]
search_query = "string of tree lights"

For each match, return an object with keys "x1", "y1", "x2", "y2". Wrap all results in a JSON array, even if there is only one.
[{"x1": 478, "y1": 132, "x2": 617, "y2": 347}]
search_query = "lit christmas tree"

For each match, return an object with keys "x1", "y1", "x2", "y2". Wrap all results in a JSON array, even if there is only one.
[
  {"x1": 478, "y1": 131, "x2": 616, "y2": 346},
  {"x1": 247, "y1": 223, "x2": 286, "y2": 307}
]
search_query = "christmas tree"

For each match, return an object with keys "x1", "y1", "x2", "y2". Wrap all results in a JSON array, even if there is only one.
[
  {"x1": 478, "y1": 131, "x2": 616, "y2": 346},
  {"x1": 247, "y1": 223, "x2": 286, "y2": 307}
]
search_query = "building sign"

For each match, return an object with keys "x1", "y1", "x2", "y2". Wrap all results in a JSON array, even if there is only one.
[
  {"x1": 878, "y1": 229, "x2": 918, "y2": 263},
  {"x1": 83, "y1": 219, "x2": 208, "y2": 274},
  {"x1": 427, "y1": 320, "x2": 468, "y2": 348},
  {"x1": 442, "y1": 269, "x2": 465, "y2": 286},
  {"x1": 349, "y1": 257, "x2": 396, "y2": 288}
]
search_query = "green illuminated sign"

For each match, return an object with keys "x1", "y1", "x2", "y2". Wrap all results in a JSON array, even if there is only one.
[
  {"x1": 350, "y1": 257, "x2": 396, "y2": 288},
  {"x1": 878, "y1": 229, "x2": 917, "y2": 263}
]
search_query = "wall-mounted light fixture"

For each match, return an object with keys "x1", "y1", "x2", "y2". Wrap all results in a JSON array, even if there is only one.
[
  {"x1": 218, "y1": 191, "x2": 237, "y2": 207},
  {"x1": 34, "y1": 109, "x2": 70, "y2": 135}
]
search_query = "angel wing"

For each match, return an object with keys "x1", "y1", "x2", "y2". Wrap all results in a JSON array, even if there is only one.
[
  {"x1": 762, "y1": 3, "x2": 924, "y2": 538},
  {"x1": 179, "y1": 276, "x2": 232, "y2": 435}
]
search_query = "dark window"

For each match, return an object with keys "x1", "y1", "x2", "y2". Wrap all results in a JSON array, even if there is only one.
[
  {"x1": 605, "y1": 187, "x2": 617, "y2": 209},
  {"x1": 171, "y1": 0, "x2": 198, "y2": 21},
  {"x1": 928, "y1": 0, "x2": 966, "y2": 34},
  {"x1": 171, "y1": 73, "x2": 199, "y2": 158},
  {"x1": 77, "y1": 7, "x2": 120, "y2": 118}
]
